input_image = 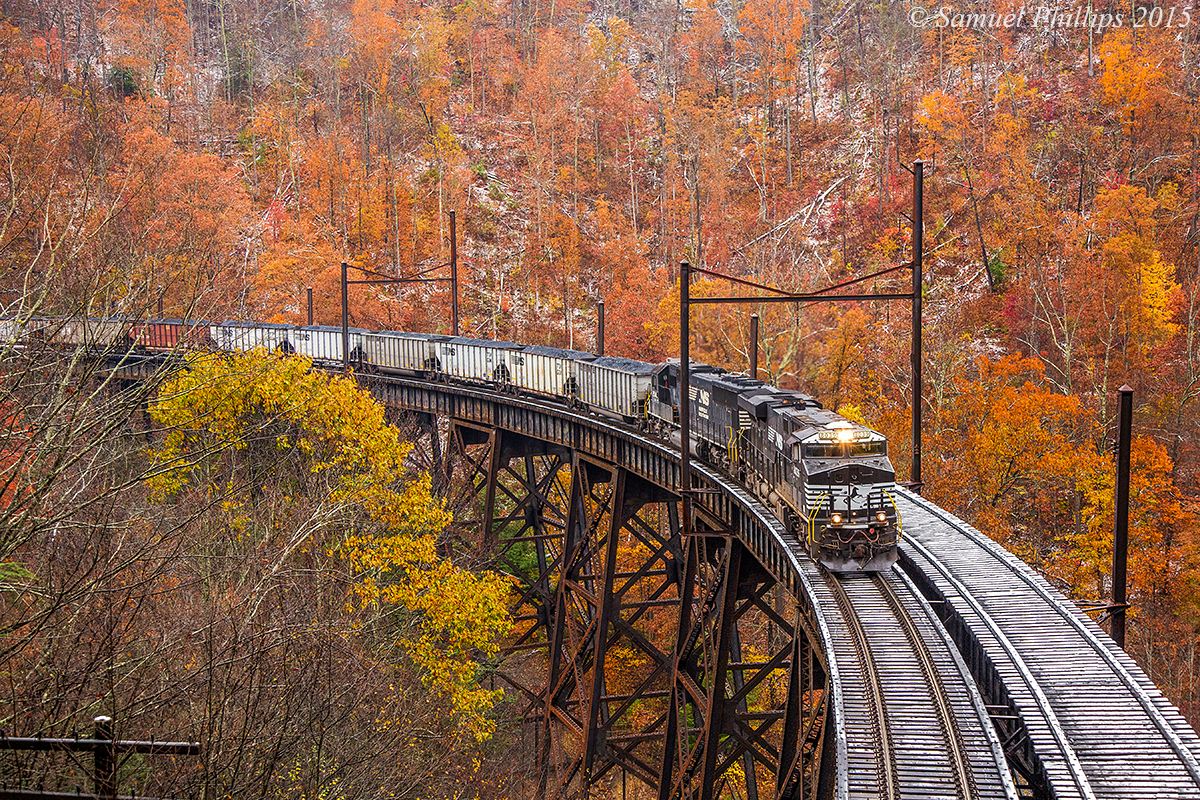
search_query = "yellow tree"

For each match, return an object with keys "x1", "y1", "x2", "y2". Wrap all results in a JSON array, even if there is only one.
[
  {"x1": 1067, "y1": 183, "x2": 1182, "y2": 419},
  {"x1": 1049, "y1": 436, "x2": 1200, "y2": 709},
  {"x1": 147, "y1": 350, "x2": 511, "y2": 739}
]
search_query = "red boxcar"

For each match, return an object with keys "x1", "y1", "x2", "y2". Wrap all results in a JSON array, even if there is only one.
[{"x1": 132, "y1": 319, "x2": 215, "y2": 351}]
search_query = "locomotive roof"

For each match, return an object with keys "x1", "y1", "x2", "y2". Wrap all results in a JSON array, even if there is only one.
[
  {"x1": 776, "y1": 408, "x2": 883, "y2": 445},
  {"x1": 691, "y1": 371, "x2": 768, "y2": 398},
  {"x1": 655, "y1": 358, "x2": 725, "y2": 375},
  {"x1": 736, "y1": 384, "x2": 822, "y2": 417},
  {"x1": 694, "y1": 373, "x2": 766, "y2": 391}
]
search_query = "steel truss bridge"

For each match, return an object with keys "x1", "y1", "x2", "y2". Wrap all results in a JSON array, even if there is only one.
[{"x1": 115, "y1": 362, "x2": 1200, "y2": 800}]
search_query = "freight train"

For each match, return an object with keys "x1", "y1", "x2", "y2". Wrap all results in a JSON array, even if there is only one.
[{"x1": 1, "y1": 316, "x2": 900, "y2": 571}]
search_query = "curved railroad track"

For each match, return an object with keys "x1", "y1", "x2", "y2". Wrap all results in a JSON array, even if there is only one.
[
  {"x1": 827, "y1": 573, "x2": 900, "y2": 799},
  {"x1": 823, "y1": 568, "x2": 1015, "y2": 800},
  {"x1": 874, "y1": 572, "x2": 975, "y2": 799}
]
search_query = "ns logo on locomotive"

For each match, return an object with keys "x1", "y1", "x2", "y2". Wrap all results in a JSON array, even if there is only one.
[{"x1": 3, "y1": 316, "x2": 901, "y2": 572}]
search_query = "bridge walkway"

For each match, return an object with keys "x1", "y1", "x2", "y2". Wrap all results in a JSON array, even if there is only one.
[{"x1": 897, "y1": 489, "x2": 1200, "y2": 800}]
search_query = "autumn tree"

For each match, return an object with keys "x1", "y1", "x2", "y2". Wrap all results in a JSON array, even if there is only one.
[
  {"x1": 0, "y1": 348, "x2": 513, "y2": 798},
  {"x1": 919, "y1": 355, "x2": 1100, "y2": 566},
  {"x1": 147, "y1": 350, "x2": 511, "y2": 738}
]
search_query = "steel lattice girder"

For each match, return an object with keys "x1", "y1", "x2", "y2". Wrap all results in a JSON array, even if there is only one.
[
  {"x1": 429, "y1": 419, "x2": 827, "y2": 800},
  {"x1": 658, "y1": 532, "x2": 826, "y2": 800}
]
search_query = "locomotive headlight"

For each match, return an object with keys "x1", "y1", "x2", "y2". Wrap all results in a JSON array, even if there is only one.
[
  {"x1": 836, "y1": 428, "x2": 855, "y2": 443},
  {"x1": 877, "y1": 511, "x2": 887, "y2": 522},
  {"x1": 830, "y1": 513, "x2": 843, "y2": 525}
]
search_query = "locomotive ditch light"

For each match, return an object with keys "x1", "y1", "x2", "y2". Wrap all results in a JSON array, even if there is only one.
[
  {"x1": 877, "y1": 511, "x2": 887, "y2": 522},
  {"x1": 831, "y1": 513, "x2": 843, "y2": 525}
]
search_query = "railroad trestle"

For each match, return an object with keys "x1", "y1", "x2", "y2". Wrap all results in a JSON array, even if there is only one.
[
  {"x1": 104, "y1": 356, "x2": 1200, "y2": 800},
  {"x1": 373, "y1": 378, "x2": 832, "y2": 799}
]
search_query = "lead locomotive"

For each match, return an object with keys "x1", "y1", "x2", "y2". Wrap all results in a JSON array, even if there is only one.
[{"x1": 647, "y1": 360, "x2": 899, "y2": 572}]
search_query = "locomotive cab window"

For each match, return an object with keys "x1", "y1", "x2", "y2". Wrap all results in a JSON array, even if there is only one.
[{"x1": 802, "y1": 441, "x2": 886, "y2": 458}]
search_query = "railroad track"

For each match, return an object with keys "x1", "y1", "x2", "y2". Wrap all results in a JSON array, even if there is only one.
[
  {"x1": 820, "y1": 568, "x2": 1017, "y2": 800},
  {"x1": 897, "y1": 488, "x2": 1200, "y2": 799}
]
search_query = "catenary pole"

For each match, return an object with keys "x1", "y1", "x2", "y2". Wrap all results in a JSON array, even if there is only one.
[
  {"x1": 341, "y1": 261, "x2": 350, "y2": 374},
  {"x1": 680, "y1": 260, "x2": 691, "y2": 530},
  {"x1": 750, "y1": 312, "x2": 759, "y2": 380},
  {"x1": 598, "y1": 300, "x2": 605, "y2": 356},
  {"x1": 1112, "y1": 384, "x2": 1133, "y2": 648},
  {"x1": 911, "y1": 161, "x2": 924, "y2": 489},
  {"x1": 450, "y1": 210, "x2": 459, "y2": 336}
]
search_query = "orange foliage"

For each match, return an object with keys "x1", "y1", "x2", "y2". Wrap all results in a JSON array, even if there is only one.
[{"x1": 5, "y1": 0, "x2": 1200, "y2": 727}]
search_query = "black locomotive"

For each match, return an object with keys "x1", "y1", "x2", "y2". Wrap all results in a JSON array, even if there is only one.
[{"x1": 647, "y1": 360, "x2": 899, "y2": 572}]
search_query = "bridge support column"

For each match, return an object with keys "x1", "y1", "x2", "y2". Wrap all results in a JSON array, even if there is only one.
[
  {"x1": 445, "y1": 425, "x2": 693, "y2": 797},
  {"x1": 661, "y1": 532, "x2": 826, "y2": 800},
  {"x1": 423, "y1": 417, "x2": 826, "y2": 799},
  {"x1": 542, "y1": 456, "x2": 685, "y2": 795}
]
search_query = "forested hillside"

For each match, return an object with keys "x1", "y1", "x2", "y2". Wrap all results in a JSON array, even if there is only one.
[{"x1": 2, "y1": 0, "x2": 1200, "y2": 775}]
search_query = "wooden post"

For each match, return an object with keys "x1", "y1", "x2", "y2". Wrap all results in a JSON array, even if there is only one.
[{"x1": 1112, "y1": 384, "x2": 1133, "y2": 648}]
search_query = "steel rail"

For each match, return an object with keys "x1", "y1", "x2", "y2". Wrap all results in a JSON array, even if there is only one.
[
  {"x1": 898, "y1": 488, "x2": 1200, "y2": 789},
  {"x1": 898, "y1": 528, "x2": 1098, "y2": 800},
  {"x1": 826, "y1": 574, "x2": 899, "y2": 800},
  {"x1": 873, "y1": 572, "x2": 975, "y2": 800},
  {"x1": 892, "y1": 567, "x2": 1021, "y2": 800}
]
